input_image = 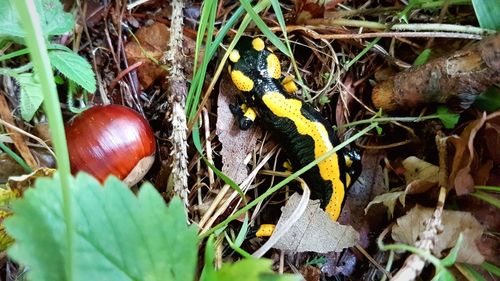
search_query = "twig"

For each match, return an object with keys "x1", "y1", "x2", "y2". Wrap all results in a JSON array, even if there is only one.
[
  {"x1": 0, "y1": 93, "x2": 37, "y2": 169},
  {"x1": 390, "y1": 134, "x2": 449, "y2": 281},
  {"x1": 164, "y1": 0, "x2": 189, "y2": 206}
]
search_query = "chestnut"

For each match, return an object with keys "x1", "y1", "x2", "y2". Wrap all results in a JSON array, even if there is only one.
[{"x1": 65, "y1": 105, "x2": 156, "y2": 186}]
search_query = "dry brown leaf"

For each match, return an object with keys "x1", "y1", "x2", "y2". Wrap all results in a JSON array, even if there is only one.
[
  {"x1": 449, "y1": 111, "x2": 500, "y2": 194},
  {"x1": 294, "y1": 0, "x2": 326, "y2": 23},
  {"x1": 365, "y1": 156, "x2": 440, "y2": 218},
  {"x1": 273, "y1": 193, "x2": 359, "y2": 253},
  {"x1": 365, "y1": 191, "x2": 405, "y2": 218},
  {"x1": 216, "y1": 76, "x2": 262, "y2": 185},
  {"x1": 342, "y1": 151, "x2": 387, "y2": 250},
  {"x1": 402, "y1": 156, "x2": 439, "y2": 192},
  {"x1": 6, "y1": 167, "x2": 55, "y2": 192},
  {"x1": 125, "y1": 22, "x2": 170, "y2": 89},
  {"x1": 392, "y1": 205, "x2": 484, "y2": 264},
  {"x1": 299, "y1": 265, "x2": 321, "y2": 281}
]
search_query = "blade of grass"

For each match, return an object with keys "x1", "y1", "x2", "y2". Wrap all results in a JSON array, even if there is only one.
[
  {"x1": 474, "y1": 185, "x2": 500, "y2": 192},
  {"x1": 0, "y1": 141, "x2": 32, "y2": 173},
  {"x1": 481, "y1": 261, "x2": 500, "y2": 276},
  {"x1": 470, "y1": 191, "x2": 500, "y2": 208},
  {"x1": 12, "y1": 1, "x2": 74, "y2": 279},
  {"x1": 344, "y1": 37, "x2": 381, "y2": 70},
  {"x1": 270, "y1": 0, "x2": 309, "y2": 99},
  {"x1": 239, "y1": 0, "x2": 290, "y2": 57}
]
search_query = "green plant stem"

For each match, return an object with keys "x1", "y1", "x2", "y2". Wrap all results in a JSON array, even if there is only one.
[
  {"x1": 0, "y1": 48, "x2": 30, "y2": 62},
  {"x1": 12, "y1": 0, "x2": 74, "y2": 280},
  {"x1": 391, "y1": 23, "x2": 490, "y2": 34},
  {"x1": 475, "y1": 185, "x2": 500, "y2": 192},
  {"x1": 338, "y1": 114, "x2": 440, "y2": 129},
  {"x1": 307, "y1": 18, "x2": 494, "y2": 35},
  {"x1": 200, "y1": 122, "x2": 378, "y2": 239},
  {"x1": 0, "y1": 142, "x2": 32, "y2": 173}
]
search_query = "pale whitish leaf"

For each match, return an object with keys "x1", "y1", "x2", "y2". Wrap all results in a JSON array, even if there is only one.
[
  {"x1": 0, "y1": 0, "x2": 73, "y2": 41},
  {"x1": 49, "y1": 50, "x2": 96, "y2": 93},
  {"x1": 273, "y1": 193, "x2": 359, "y2": 253},
  {"x1": 472, "y1": 0, "x2": 500, "y2": 30},
  {"x1": 5, "y1": 173, "x2": 198, "y2": 281},
  {"x1": 17, "y1": 73, "x2": 44, "y2": 121},
  {"x1": 392, "y1": 205, "x2": 484, "y2": 264},
  {"x1": 365, "y1": 191, "x2": 406, "y2": 218}
]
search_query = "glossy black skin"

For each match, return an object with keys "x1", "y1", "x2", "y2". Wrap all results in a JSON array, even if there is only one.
[{"x1": 228, "y1": 37, "x2": 361, "y2": 209}]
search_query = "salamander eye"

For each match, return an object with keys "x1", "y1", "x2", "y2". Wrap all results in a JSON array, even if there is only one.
[
  {"x1": 252, "y1": 38, "x2": 265, "y2": 51},
  {"x1": 229, "y1": 50, "x2": 240, "y2": 63}
]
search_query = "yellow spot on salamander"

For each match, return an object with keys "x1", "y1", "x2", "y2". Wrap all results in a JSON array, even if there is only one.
[
  {"x1": 262, "y1": 92, "x2": 345, "y2": 221},
  {"x1": 243, "y1": 107, "x2": 257, "y2": 121},
  {"x1": 282, "y1": 76, "x2": 298, "y2": 93},
  {"x1": 229, "y1": 50, "x2": 240, "y2": 63},
  {"x1": 266, "y1": 53, "x2": 281, "y2": 79},
  {"x1": 256, "y1": 224, "x2": 275, "y2": 237},
  {"x1": 252, "y1": 38, "x2": 265, "y2": 51},
  {"x1": 231, "y1": 70, "x2": 254, "y2": 92}
]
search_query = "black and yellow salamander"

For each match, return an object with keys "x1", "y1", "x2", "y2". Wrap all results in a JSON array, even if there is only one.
[{"x1": 227, "y1": 37, "x2": 361, "y2": 222}]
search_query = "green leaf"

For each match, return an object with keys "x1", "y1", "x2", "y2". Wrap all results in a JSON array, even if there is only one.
[
  {"x1": 199, "y1": 235, "x2": 217, "y2": 281},
  {"x1": 49, "y1": 50, "x2": 96, "y2": 93},
  {"x1": 413, "y1": 48, "x2": 432, "y2": 66},
  {"x1": 239, "y1": 0, "x2": 290, "y2": 57},
  {"x1": 5, "y1": 173, "x2": 198, "y2": 281},
  {"x1": 473, "y1": 86, "x2": 500, "y2": 112},
  {"x1": 0, "y1": 0, "x2": 74, "y2": 41},
  {"x1": 481, "y1": 261, "x2": 500, "y2": 276},
  {"x1": 36, "y1": 0, "x2": 75, "y2": 37},
  {"x1": 17, "y1": 73, "x2": 44, "y2": 121},
  {"x1": 0, "y1": 0, "x2": 24, "y2": 40},
  {"x1": 436, "y1": 106, "x2": 460, "y2": 129},
  {"x1": 215, "y1": 259, "x2": 299, "y2": 281},
  {"x1": 441, "y1": 233, "x2": 463, "y2": 266},
  {"x1": 472, "y1": 0, "x2": 500, "y2": 30}
]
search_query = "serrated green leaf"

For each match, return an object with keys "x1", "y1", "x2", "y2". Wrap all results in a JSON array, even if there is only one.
[
  {"x1": 472, "y1": 0, "x2": 500, "y2": 30},
  {"x1": 49, "y1": 50, "x2": 96, "y2": 93},
  {"x1": 216, "y1": 259, "x2": 299, "y2": 281},
  {"x1": 437, "y1": 106, "x2": 460, "y2": 129},
  {"x1": 0, "y1": 0, "x2": 74, "y2": 41},
  {"x1": 5, "y1": 173, "x2": 198, "y2": 281},
  {"x1": 17, "y1": 73, "x2": 44, "y2": 121},
  {"x1": 36, "y1": 0, "x2": 75, "y2": 36},
  {"x1": 0, "y1": 0, "x2": 24, "y2": 40}
]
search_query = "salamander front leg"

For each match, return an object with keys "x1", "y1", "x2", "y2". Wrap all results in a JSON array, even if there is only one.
[
  {"x1": 229, "y1": 97, "x2": 257, "y2": 130},
  {"x1": 280, "y1": 75, "x2": 298, "y2": 93}
]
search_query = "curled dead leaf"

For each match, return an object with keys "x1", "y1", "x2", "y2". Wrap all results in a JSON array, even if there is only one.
[
  {"x1": 448, "y1": 111, "x2": 500, "y2": 195},
  {"x1": 402, "y1": 156, "x2": 439, "y2": 192},
  {"x1": 272, "y1": 193, "x2": 359, "y2": 253}
]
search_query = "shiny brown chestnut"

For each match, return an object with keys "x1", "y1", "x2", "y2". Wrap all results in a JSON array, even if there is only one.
[{"x1": 65, "y1": 105, "x2": 156, "y2": 186}]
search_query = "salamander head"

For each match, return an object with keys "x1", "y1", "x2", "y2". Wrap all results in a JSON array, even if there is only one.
[{"x1": 228, "y1": 37, "x2": 281, "y2": 93}]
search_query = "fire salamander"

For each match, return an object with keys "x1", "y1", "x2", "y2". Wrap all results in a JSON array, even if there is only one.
[{"x1": 228, "y1": 37, "x2": 361, "y2": 222}]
